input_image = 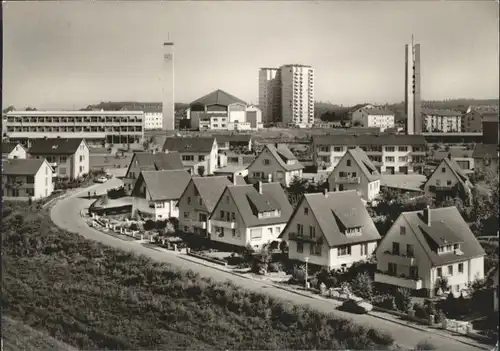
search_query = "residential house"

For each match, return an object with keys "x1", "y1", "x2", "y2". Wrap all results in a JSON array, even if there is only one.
[
  {"x1": 348, "y1": 104, "x2": 375, "y2": 123},
  {"x1": 374, "y1": 206, "x2": 485, "y2": 297},
  {"x1": 177, "y1": 176, "x2": 233, "y2": 236},
  {"x1": 216, "y1": 134, "x2": 253, "y2": 152},
  {"x1": 473, "y1": 143, "x2": 499, "y2": 174},
  {"x1": 162, "y1": 137, "x2": 218, "y2": 175},
  {"x1": 28, "y1": 138, "x2": 89, "y2": 179},
  {"x1": 355, "y1": 108, "x2": 395, "y2": 132},
  {"x1": 2, "y1": 142, "x2": 27, "y2": 160},
  {"x1": 279, "y1": 190, "x2": 381, "y2": 270},
  {"x1": 313, "y1": 134, "x2": 427, "y2": 174},
  {"x1": 429, "y1": 148, "x2": 474, "y2": 172},
  {"x1": 328, "y1": 147, "x2": 381, "y2": 202},
  {"x1": 423, "y1": 156, "x2": 473, "y2": 204},
  {"x1": 123, "y1": 151, "x2": 184, "y2": 192},
  {"x1": 131, "y1": 169, "x2": 191, "y2": 220},
  {"x1": 422, "y1": 109, "x2": 462, "y2": 133},
  {"x1": 462, "y1": 110, "x2": 482, "y2": 133},
  {"x1": 2, "y1": 158, "x2": 54, "y2": 199},
  {"x1": 247, "y1": 143, "x2": 304, "y2": 187},
  {"x1": 209, "y1": 181, "x2": 293, "y2": 249}
]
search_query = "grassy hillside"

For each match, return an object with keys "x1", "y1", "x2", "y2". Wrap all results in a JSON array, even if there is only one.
[
  {"x1": 2, "y1": 316, "x2": 77, "y2": 351},
  {"x1": 2, "y1": 201, "x2": 395, "y2": 350}
]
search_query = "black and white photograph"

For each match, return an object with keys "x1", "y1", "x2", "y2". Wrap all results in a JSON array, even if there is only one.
[{"x1": 2, "y1": 1, "x2": 499, "y2": 350}]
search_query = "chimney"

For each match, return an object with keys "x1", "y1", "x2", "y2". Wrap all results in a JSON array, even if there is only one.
[
  {"x1": 258, "y1": 181, "x2": 263, "y2": 194},
  {"x1": 233, "y1": 175, "x2": 238, "y2": 185},
  {"x1": 447, "y1": 153, "x2": 452, "y2": 160},
  {"x1": 424, "y1": 205, "x2": 431, "y2": 226}
]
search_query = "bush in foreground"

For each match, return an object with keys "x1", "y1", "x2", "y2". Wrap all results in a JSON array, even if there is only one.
[{"x1": 2, "y1": 201, "x2": 395, "y2": 350}]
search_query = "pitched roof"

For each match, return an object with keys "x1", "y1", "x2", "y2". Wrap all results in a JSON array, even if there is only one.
[
  {"x1": 1, "y1": 142, "x2": 23, "y2": 154},
  {"x1": 399, "y1": 207, "x2": 485, "y2": 266},
  {"x1": 190, "y1": 89, "x2": 247, "y2": 107},
  {"x1": 431, "y1": 149, "x2": 474, "y2": 160},
  {"x1": 258, "y1": 144, "x2": 304, "y2": 171},
  {"x1": 215, "y1": 183, "x2": 293, "y2": 227},
  {"x1": 215, "y1": 134, "x2": 252, "y2": 143},
  {"x1": 134, "y1": 170, "x2": 191, "y2": 201},
  {"x1": 342, "y1": 148, "x2": 380, "y2": 182},
  {"x1": 425, "y1": 157, "x2": 472, "y2": 191},
  {"x1": 28, "y1": 138, "x2": 85, "y2": 155},
  {"x1": 3, "y1": 158, "x2": 46, "y2": 175},
  {"x1": 422, "y1": 109, "x2": 463, "y2": 117},
  {"x1": 313, "y1": 134, "x2": 427, "y2": 146},
  {"x1": 162, "y1": 137, "x2": 215, "y2": 154},
  {"x1": 365, "y1": 108, "x2": 395, "y2": 116},
  {"x1": 473, "y1": 143, "x2": 499, "y2": 159},
  {"x1": 281, "y1": 191, "x2": 380, "y2": 247},
  {"x1": 349, "y1": 104, "x2": 373, "y2": 113},
  {"x1": 190, "y1": 176, "x2": 233, "y2": 213},
  {"x1": 127, "y1": 152, "x2": 184, "y2": 175}
]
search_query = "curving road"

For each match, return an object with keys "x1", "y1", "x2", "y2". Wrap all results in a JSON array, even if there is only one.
[{"x1": 51, "y1": 180, "x2": 491, "y2": 351}]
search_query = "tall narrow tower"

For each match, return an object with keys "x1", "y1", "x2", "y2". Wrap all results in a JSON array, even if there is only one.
[
  {"x1": 162, "y1": 41, "x2": 175, "y2": 131},
  {"x1": 405, "y1": 36, "x2": 422, "y2": 135}
]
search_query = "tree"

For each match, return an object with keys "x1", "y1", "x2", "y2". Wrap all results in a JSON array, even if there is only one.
[
  {"x1": 350, "y1": 272, "x2": 373, "y2": 300},
  {"x1": 395, "y1": 288, "x2": 412, "y2": 312},
  {"x1": 25, "y1": 107, "x2": 37, "y2": 111},
  {"x1": 2, "y1": 105, "x2": 15, "y2": 113},
  {"x1": 197, "y1": 166, "x2": 205, "y2": 176},
  {"x1": 353, "y1": 121, "x2": 362, "y2": 127}
]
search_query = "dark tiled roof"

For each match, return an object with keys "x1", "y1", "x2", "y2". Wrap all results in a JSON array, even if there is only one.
[
  {"x1": 342, "y1": 148, "x2": 380, "y2": 182},
  {"x1": 127, "y1": 152, "x2": 184, "y2": 175},
  {"x1": 365, "y1": 108, "x2": 395, "y2": 116},
  {"x1": 215, "y1": 134, "x2": 252, "y2": 143},
  {"x1": 281, "y1": 191, "x2": 380, "y2": 247},
  {"x1": 3, "y1": 158, "x2": 46, "y2": 175},
  {"x1": 419, "y1": 221, "x2": 464, "y2": 246},
  {"x1": 348, "y1": 104, "x2": 373, "y2": 113},
  {"x1": 264, "y1": 144, "x2": 304, "y2": 171},
  {"x1": 28, "y1": 138, "x2": 85, "y2": 155},
  {"x1": 191, "y1": 176, "x2": 232, "y2": 213},
  {"x1": 1, "y1": 142, "x2": 23, "y2": 154},
  {"x1": 215, "y1": 183, "x2": 293, "y2": 227},
  {"x1": 133, "y1": 170, "x2": 191, "y2": 201},
  {"x1": 431, "y1": 149, "x2": 473, "y2": 160},
  {"x1": 162, "y1": 137, "x2": 215, "y2": 154},
  {"x1": 190, "y1": 89, "x2": 247, "y2": 107},
  {"x1": 400, "y1": 207, "x2": 485, "y2": 266},
  {"x1": 313, "y1": 134, "x2": 427, "y2": 146},
  {"x1": 425, "y1": 157, "x2": 472, "y2": 191},
  {"x1": 473, "y1": 143, "x2": 499, "y2": 159},
  {"x1": 422, "y1": 109, "x2": 463, "y2": 117}
]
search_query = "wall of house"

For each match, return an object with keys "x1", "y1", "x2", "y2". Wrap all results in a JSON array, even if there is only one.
[
  {"x1": 248, "y1": 147, "x2": 288, "y2": 186},
  {"x1": 365, "y1": 115, "x2": 394, "y2": 132},
  {"x1": 328, "y1": 153, "x2": 370, "y2": 200},
  {"x1": 133, "y1": 197, "x2": 177, "y2": 221},
  {"x1": 351, "y1": 109, "x2": 368, "y2": 124},
  {"x1": 329, "y1": 241, "x2": 378, "y2": 269},
  {"x1": 7, "y1": 145, "x2": 27, "y2": 159},
  {"x1": 73, "y1": 141, "x2": 90, "y2": 178},
  {"x1": 430, "y1": 256, "x2": 484, "y2": 296},
  {"x1": 424, "y1": 161, "x2": 460, "y2": 196},
  {"x1": 35, "y1": 161, "x2": 54, "y2": 199},
  {"x1": 245, "y1": 224, "x2": 285, "y2": 249},
  {"x1": 178, "y1": 182, "x2": 210, "y2": 232},
  {"x1": 208, "y1": 141, "x2": 218, "y2": 175},
  {"x1": 209, "y1": 188, "x2": 246, "y2": 245},
  {"x1": 284, "y1": 169, "x2": 303, "y2": 187}
]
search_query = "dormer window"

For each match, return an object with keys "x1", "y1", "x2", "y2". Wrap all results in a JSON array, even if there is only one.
[
  {"x1": 287, "y1": 160, "x2": 296, "y2": 165},
  {"x1": 345, "y1": 227, "x2": 362, "y2": 237},
  {"x1": 258, "y1": 209, "x2": 281, "y2": 219},
  {"x1": 437, "y1": 244, "x2": 455, "y2": 254}
]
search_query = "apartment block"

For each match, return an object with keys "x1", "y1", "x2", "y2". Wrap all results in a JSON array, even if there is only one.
[
  {"x1": 422, "y1": 109, "x2": 462, "y2": 133},
  {"x1": 258, "y1": 68, "x2": 281, "y2": 125},
  {"x1": 281, "y1": 65, "x2": 315, "y2": 128}
]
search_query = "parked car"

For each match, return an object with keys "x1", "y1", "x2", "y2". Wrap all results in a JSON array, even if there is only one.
[
  {"x1": 339, "y1": 297, "x2": 373, "y2": 314},
  {"x1": 94, "y1": 176, "x2": 108, "y2": 183}
]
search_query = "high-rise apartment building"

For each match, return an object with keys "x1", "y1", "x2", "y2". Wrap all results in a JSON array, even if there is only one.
[
  {"x1": 405, "y1": 37, "x2": 422, "y2": 135},
  {"x1": 162, "y1": 42, "x2": 175, "y2": 131},
  {"x1": 258, "y1": 64, "x2": 314, "y2": 128},
  {"x1": 258, "y1": 68, "x2": 281, "y2": 124},
  {"x1": 280, "y1": 65, "x2": 315, "y2": 128}
]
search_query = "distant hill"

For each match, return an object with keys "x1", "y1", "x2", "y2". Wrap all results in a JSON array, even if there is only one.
[{"x1": 81, "y1": 101, "x2": 189, "y2": 112}]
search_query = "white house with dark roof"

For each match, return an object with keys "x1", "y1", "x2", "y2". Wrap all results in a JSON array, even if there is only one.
[
  {"x1": 247, "y1": 143, "x2": 304, "y2": 187},
  {"x1": 375, "y1": 206, "x2": 485, "y2": 297},
  {"x1": 2, "y1": 158, "x2": 54, "y2": 199},
  {"x1": 216, "y1": 134, "x2": 253, "y2": 152},
  {"x1": 1, "y1": 142, "x2": 27, "y2": 160},
  {"x1": 177, "y1": 176, "x2": 233, "y2": 236},
  {"x1": 124, "y1": 151, "x2": 185, "y2": 192},
  {"x1": 162, "y1": 137, "x2": 218, "y2": 176},
  {"x1": 209, "y1": 181, "x2": 293, "y2": 249},
  {"x1": 28, "y1": 138, "x2": 89, "y2": 179},
  {"x1": 131, "y1": 169, "x2": 191, "y2": 220},
  {"x1": 351, "y1": 107, "x2": 395, "y2": 132},
  {"x1": 328, "y1": 147, "x2": 381, "y2": 202},
  {"x1": 423, "y1": 156, "x2": 473, "y2": 204},
  {"x1": 279, "y1": 190, "x2": 380, "y2": 269},
  {"x1": 313, "y1": 134, "x2": 427, "y2": 175}
]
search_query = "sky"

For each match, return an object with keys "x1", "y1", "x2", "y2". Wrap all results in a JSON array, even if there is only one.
[{"x1": 3, "y1": 1, "x2": 499, "y2": 110}]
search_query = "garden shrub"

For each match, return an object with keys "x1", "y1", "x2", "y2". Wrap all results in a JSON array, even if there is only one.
[
  {"x1": 415, "y1": 338, "x2": 437, "y2": 350},
  {"x1": 395, "y1": 288, "x2": 412, "y2": 312},
  {"x1": 267, "y1": 261, "x2": 283, "y2": 273},
  {"x1": 351, "y1": 272, "x2": 373, "y2": 300},
  {"x1": 292, "y1": 264, "x2": 306, "y2": 283},
  {"x1": 413, "y1": 303, "x2": 429, "y2": 320}
]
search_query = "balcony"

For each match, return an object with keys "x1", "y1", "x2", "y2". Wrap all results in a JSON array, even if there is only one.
[
  {"x1": 187, "y1": 219, "x2": 207, "y2": 229},
  {"x1": 428, "y1": 185, "x2": 454, "y2": 192},
  {"x1": 210, "y1": 219, "x2": 236, "y2": 229},
  {"x1": 333, "y1": 176, "x2": 361, "y2": 184},
  {"x1": 383, "y1": 251, "x2": 417, "y2": 266},
  {"x1": 288, "y1": 232, "x2": 323, "y2": 244},
  {"x1": 375, "y1": 272, "x2": 423, "y2": 290}
]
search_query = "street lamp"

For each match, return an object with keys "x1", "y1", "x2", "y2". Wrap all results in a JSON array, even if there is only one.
[{"x1": 304, "y1": 257, "x2": 309, "y2": 289}]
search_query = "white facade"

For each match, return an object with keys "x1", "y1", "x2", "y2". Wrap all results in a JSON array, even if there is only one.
[
  {"x1": 364, "y1": 113, "x2": 395, "y2": 132},
  {"x1": 280, "y1": 65, "x2": 315, "y2": 128},
  {"x1": 423, "y1": 112, "x2": 462, "y2": 133},
  {"x1": 5, "y1": 111, "x2": 144, "y2": 146},
  {"x1": 133, "y1": 197, "x2": 179, "y2": 221},
  {"x1": 188, "y1": 104, "x2": 263, "y2": 131},
  {"x1": 258, "y1": 68, "x2": 281, "y2": 124},
  {"x1": 2, "y1": 143, "x2": 27, "y2": 160},
  {"x1": 2, "y1": 160, "x2": 54, "y2": 199},
  {"x1": 162, "y1": 42, "x2": 175, "y2": 131},
  {"x1": 144, "y1": 112, "x2": 163, "y2": 130}
]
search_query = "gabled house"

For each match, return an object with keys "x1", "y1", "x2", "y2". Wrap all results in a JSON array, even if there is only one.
[
  {"x1": 374, "y1": 206, "x2": 485, "y2": 297},
  {"x1": 423, "y1": 156, "x2": 473, "y2": 204},
  {"x1": 1, "y1": 142, "x2": 27, "y2": 160},
  {"x1": 209, "y1": 181, "x2": 293, "y2": 249},
  {"x1": 131, "y1": 169, "x2": 191, "y2": 220},
  {"x1": 2, "y1": 158, "x2": 54, "y2": 199},
  {"x1": 162, "y1": 137, "x2": 218, "y2": 176},
  {"x1": 328, "y1": 147, "x2": 381, "y2": 202},
  {"x1": 177, "y1": 176, "x2": 233, "y2": 236},
  {"x1": 124, "y1": 151, "x2": 184, "y2": 192},
  {"x1": 28, "y1": 138, "x2": 89, "y2": 179},
  {"x1": 216, "y1": 134, "x2": 253, "y2": 152},
  {"x1": 473, "y1": 143, "x2": 499, "y2": 175},
  {"x1": 279, "y1": 190, "x2": 380, "y2": 269},
  {"x1": 247, "y1": 143, "x2": 304, "y2": 187}
]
